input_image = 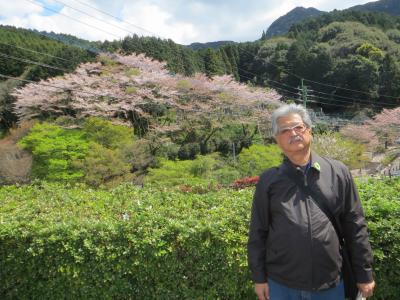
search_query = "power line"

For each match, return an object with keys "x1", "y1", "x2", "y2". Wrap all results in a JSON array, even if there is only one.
[
  {"x1": 303, "y1": 77, "x2": 400, "y2": 100},
  {"x1": 69, "y1": 0, "x2": 156, "y2": 36},
  {"x1": 0, "y1": 52, "x2": 70, "y2": 73},
  {"x1": 307, "y1": 96, "x2": 354, "y2": 108},
  {"x1": 26, "y1": 0, "x2": 121, "y2": 40},
  {"x1": 0, "y1": 73, "x2": 117, "y2": 98},
  {"x1": 236, "y1": 71, "x2": 292, "y2": 97},
  {"x1": 51, "y1": 0, "x2": 145, "y2": 38},
  {"x1": 309, "y1": 87, "x2": 397, "y2": 107},
  {"x1": 239, "y1": 63, "x2": 382, "y2": 107},
  {"x1": 236, "y1": 51, "x2": 398, "y2": 107},
  {"x1": 0, "y1": 41, "x2": 71, "y2": 63},
  {"x1": 237, "y1": 66, "x2": 300, "y2": 92},
  {"x1": 237, "y1": 45, "x2": 400, "y2": 102},
  {"x1": 263, "y1": 82, "x2": 300, "y2": 98}
]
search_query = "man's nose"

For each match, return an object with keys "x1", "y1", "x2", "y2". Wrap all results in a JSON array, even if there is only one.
[{"x1": 287, "y1": 128, "x2": 297, "y2": 135}]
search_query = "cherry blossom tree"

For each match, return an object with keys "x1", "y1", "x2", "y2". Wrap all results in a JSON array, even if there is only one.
[
  {"x1": 12, "y1": 53, "x2": 282, "y2": 137},
  {"x1": 341, "y1": 107, "x2": 400, "y2": 150}
]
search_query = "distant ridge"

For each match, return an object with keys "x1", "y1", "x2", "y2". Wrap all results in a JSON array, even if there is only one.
[
  {"x1": 349, "y1": 0, "x2": 400, "y2": 16},
  {"x1": 265, "y1": 7, "x2": 325, "y2": 39},
  {"x1": 186, "y1": 41, "x2": 235, "y2": 50},
  {"x1": 265, "y1": 0, "x2": 400, "y2": 39}
]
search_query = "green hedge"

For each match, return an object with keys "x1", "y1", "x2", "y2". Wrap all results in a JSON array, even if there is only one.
[{"x1": 0, "y1": 178, "x2": 399, "y2": 299}]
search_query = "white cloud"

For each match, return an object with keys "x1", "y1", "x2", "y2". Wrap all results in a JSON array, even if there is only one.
[
  {"x1": 0, "y1": 0, "x2": 376, "y2": 44},
  {"x1": 121, "y1": 1, "x2": 198, "y2": 43},
  {"x1": 0, "y1": 1, "x2": 42, "y2": 18}
]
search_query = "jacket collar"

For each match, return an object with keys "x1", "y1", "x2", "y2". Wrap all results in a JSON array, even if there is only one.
[{"x1": 280, "y1": 151, "x2": 323, "y2": 174}]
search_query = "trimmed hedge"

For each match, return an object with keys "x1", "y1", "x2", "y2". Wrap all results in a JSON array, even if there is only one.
[
  {"x1": 0, "y1": 182, "x2": 254, "y2": 299},
  {"x1": 0, "y1": 178, "x2": 399, "y2": 299}
]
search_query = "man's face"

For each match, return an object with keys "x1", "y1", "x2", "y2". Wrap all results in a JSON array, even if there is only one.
[{"x1": 274, "y1": 113, "x2": 312, "y2": 155}]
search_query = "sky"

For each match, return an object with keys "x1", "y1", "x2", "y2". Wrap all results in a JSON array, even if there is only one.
[{"x1": 0, "y1": 0, "x2": 376, "y2": 45}]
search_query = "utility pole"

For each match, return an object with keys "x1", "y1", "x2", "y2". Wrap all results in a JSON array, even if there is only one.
[{"x1": 301, "y1": 78, "x2": 308, "y2": 108}]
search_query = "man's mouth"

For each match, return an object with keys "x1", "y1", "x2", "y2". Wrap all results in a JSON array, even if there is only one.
[{"x1": 289, "y1": 136, "x2": 303, "y2": 144}]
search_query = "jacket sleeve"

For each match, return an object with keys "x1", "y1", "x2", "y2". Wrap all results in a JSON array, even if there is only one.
[
  {"x1": 341, "y1": 168, "x2": 374, "y2": 283},
  {"x1": 247, "y1": 172, "x2": 270, "y2": 283}
]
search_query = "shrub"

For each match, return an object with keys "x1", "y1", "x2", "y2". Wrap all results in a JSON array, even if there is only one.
[
  {"x1": 0, "y1": 178, "x2": 399, "y2": 299},
  {"x1": 357, "y1": 178, "x2": 400, "y2": 299},
  {"x1": 16, "y1": 120, "x2": 136, "y2": 185},
  {"x1": 72, "y1": 142, "x2": 132, "y2": 187},
  {"x1": 237, "y1": 144, "x2": 282, "y2": 177},
  {"x1": 232, "y1": 176, "x2": 260, "y2": 189},
  {"x1": 82, "y1": 117, "x2": 134, "y2": 150},
  {"x1": 313, "y1": 132, "x2": 368, "y2": 169},
  {"x1": 0, "y1": 182, "x2": 255, "y2": 299},
  {"x1": 146, "y1": 154, "x2": 221, "y2": 186},
  {"x1": 18, "y1": 123, "x2": 89, "y2": 182}
]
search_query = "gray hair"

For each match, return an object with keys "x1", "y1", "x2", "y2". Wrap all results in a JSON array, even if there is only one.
[{"x1": 271, "y1": 104, "x2": 312, "y2": 136}]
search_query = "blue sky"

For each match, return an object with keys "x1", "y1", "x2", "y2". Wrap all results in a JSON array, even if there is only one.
[{"x1": 0, "y1": 0, "x2": 375, "y2": 44}]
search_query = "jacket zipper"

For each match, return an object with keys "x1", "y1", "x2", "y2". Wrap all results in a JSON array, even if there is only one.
[{"x1": 303, "y1": 171, "x2": 314, "y2": 289}]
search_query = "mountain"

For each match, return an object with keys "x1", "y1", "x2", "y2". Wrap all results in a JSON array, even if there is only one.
[
  {"x1": 264, "y1": 7, "x2": 325, "y2": 39},
  {"x1": 349, "y1": 0, "x2": 400, "y2": 16},
  {"x1": 265, "y1": 0, "x2": 400, "y2": 39},
  {"x1": 186, "y1": 41, "x2": 235, "y2": 50}
]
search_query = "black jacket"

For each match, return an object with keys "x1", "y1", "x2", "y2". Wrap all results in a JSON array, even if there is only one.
[{"x1": 247, "y1": 152, "x2": 373, "y2": 291}]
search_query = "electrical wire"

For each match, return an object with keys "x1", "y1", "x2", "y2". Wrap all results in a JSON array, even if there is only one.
[
  {"x1": 25, "y1": 0, "x2": 121, "y2": 40},
  {"x1": 0, "y1": 73, "x2": 117, "y2": 98},
  {"x1": 309, "y1": 88, "x2": 397, "y2": 106},
  {"x1": 0, "y1": 52, "x2": 70, "y2": 73},
  {"x1": 0, "y1": 41, "x2": 71, "y2": 63},
  {"x1": 51, "y1": 0, "x2": 148, "y2": 38},
  {"x1": 237, "y1": 63, "x2": 394, "y2": 108},
  {"x1": 70, "y1": 0, "x2": 156, "y2": 36},
  {"x1": 237, "y1": 45, "x2": 400, "y2": 102}
]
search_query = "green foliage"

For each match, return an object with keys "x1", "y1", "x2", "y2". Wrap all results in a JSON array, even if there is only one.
[
  {"x1": 0, "y1": 77, "x2": 19, "y2": 130},
  {"x1": 146, "y1": 154, "x2": 221, "y2": 186},
  {"x1": 72, "y1": 142, "x2": 132, "y2": 188},
  {"x1": 313, "y1": 132, "x2": 368, "y2": 169},
  {"x1": 147, "y1": 143, "x2": 283, "y2": 187},
  {"x1": 16, "y1": 119, "x2": 135, "y2": 186},
  {"x1": 0, "y1": 25, "x2": 94, "y2": 82},
  {"x1": 356, "y1": 43, "x2": 384, "y2": 61},
  {"x1": 125, "y1": 68, "x2": 141, "y2": 76},
  {"x1": 82, "y1": 117, "x2": 133, "y2": 150},
  {"x1": 357, "y1": 178, "x2": 400, "y2": 299},
  {"x1": 0, "y1": 182, "x2": 256, "y2": 299},
  {"x1": 244, "y1": 11, "x2": 400, "y2": 111},
  {"x1": 18, "y1": 123, "x2": 88, "y2": 181},
  {"x1": 176, "y1": 79, "x2": 193, "y2": 92},
  {"x1": 237, "y1": 144, "x2": 282, "y2": 177},
  {"x1": 0, "y1": 178, "x2": 399, "y2": 299},
  {"x1": 203, "y1": 48, "x2": 226, "y2": 77},
  {"x1": 124, "y1": 86, "x2": 137, "y2": 94},
  {"x1": 119, "y1": 35, "x2": 203, "y2": 76}
]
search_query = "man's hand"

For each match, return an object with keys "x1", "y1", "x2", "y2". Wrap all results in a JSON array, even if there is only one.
[
  {"x1": 357, "y1": 280, "x2": 375, "y2": 298},
  {"x1": 255, "y1": 282, "x2": 269, "y2": 300}
]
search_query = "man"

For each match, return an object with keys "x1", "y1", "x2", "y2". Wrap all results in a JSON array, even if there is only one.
[{"x1": 247, "y1": 104, "x2": 375, "y2": 300}]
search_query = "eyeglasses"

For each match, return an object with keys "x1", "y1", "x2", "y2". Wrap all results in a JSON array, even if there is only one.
[{"x1": 277, "y1": 123, "x2": 308, "y2": 135}]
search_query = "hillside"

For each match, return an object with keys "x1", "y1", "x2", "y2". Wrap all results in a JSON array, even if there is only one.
[
  {"x1": 265, "y1": 0, "x2": 400, "y2": 39},
  {"x1": 350, "y1": 0, "x2": 400, "y2": 16},
  {"x1": 264, "y1": 7, "x2": 325, "y2": 39}
]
